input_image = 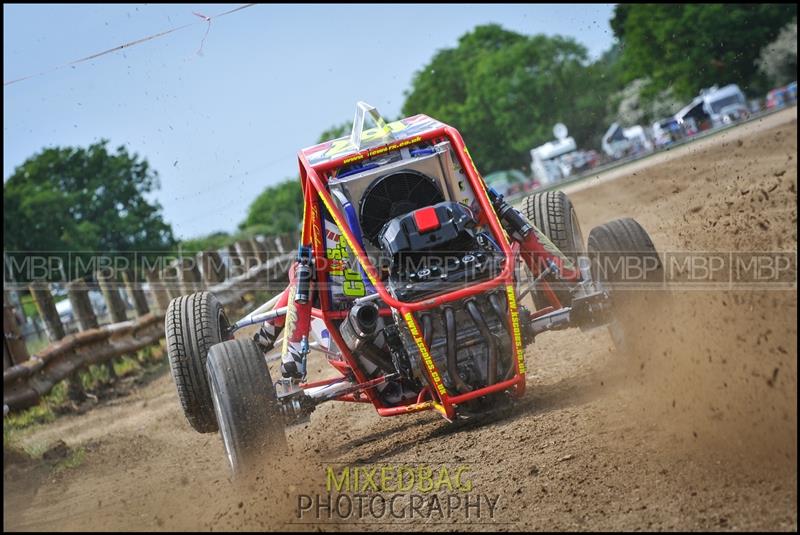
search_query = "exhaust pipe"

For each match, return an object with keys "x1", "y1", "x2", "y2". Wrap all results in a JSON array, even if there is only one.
[
  {"x1": 443, "y1": 307, "x2": 472, "y2": 393},
  {"x1": 340, "y1": 302, "x2": 395, "y2": 373},
  {"x1": 487, "y1": 292, "x2": 515, "y2": 380},
  {"x1": 465, "y1": 300, "x2": 498, "y2": 386},
  {"x1": 422, "y1": 314, "x2": 433, "y2": 348}
]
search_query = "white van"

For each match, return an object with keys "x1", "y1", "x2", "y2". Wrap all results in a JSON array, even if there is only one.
[{"x1": 701, "y1": 84, "x2": 749, "y2": 127}]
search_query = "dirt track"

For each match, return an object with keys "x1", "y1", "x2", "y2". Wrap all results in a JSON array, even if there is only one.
[{"x1": 4, "y1": 107, "x2": 797, "y2": 531}]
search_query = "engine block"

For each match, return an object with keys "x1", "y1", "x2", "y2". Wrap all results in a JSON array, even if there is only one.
[{"x1": 395, "y1": 291, "x2": 515, "y2": 395}]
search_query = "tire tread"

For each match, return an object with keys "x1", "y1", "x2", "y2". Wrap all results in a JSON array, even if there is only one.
[
  {"x1": 207, "y1": 339, "x2": 286, "y2": 475},
  {"x1": 165, "y1": 291, "x2": 227, "y2": 433}
]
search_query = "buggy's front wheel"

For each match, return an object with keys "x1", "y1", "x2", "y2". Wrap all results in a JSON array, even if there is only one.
[
  {"x1": 587, "y1": 217, "x2": 666, "y2": 353},
  {"x1": 206, "y1": 338, "x2": 287, "y2": 477}
]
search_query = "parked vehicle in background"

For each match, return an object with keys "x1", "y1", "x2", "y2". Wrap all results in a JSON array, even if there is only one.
[
  {"x1": 788, "y1": 81, "x2": 798, "y2": 103},
  {"x1": 674, "y1": 96, "x2": 709, "y2": 133},
  {"x1": 681, "y1": 117, "x2": 699, "y2": 136},
  {"x1": 557, "y1": 149, "x2": 600, "y2": 177},
  {"x1": 767, "y1": 81, "x2": 798, "y2": 109},
  {"x1": 702, "y1": 84, "x2": 749, "y2": 126},
  {"x1": 601, "y1": 123, "x2": 653, "y2": 160},
  {"x1": 529, "y1": 123, "x2": 598, "y2": 186},
  {"x1": 483, "y1": 169, "x2": 530, "y2": 197},
  {"x1": 675, "y1": 84, "x2": 749, "y2": 131},
  {"x1": 582, "y1": 149, "x2": 601, "y2": 169},
  {"x1": 766, "y1": 86, "x2": 788, "y2": 109},
  {"x1": 55, "y1": 290, "x2": 109, "y2": 329},
  {"x1": 651, "y1": 118, "x2": 682, "y2": 148},
  {"x1": 530, "y1": 124, "x2": 577, "y2": 186}
]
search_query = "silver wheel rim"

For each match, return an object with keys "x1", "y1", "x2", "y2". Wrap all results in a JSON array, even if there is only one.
[
  {"x1": 211, "y1": 380, "x2": 235, "y2": 473},
  {"x1": 570, "y1": 208, "x2": 586, "y2": 256},
  {"x1": 570, "y1": 208, "x2": 588, "y2": 279}
]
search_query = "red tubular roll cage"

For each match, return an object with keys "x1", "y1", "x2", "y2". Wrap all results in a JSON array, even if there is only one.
[{"x1": 294, "y1": 123, "x2": 532, "y2": 420}]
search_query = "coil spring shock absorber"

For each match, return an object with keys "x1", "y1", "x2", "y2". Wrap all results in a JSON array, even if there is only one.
[
  {"x1": 294, "y1": 245, "x2": 313, "y2": 305},
  {"x1": 280, "y1": 245, "x2": 313, "y2": 379}
]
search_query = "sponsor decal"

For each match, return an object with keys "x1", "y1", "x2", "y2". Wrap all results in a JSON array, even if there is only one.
[
  {"x1": 505, "y1": 284, "x2": 525, "y2": 374},
  {"x1": 324, "y1": 221, "x2": 366, "y2": 298},
  {"x1": 403, "y1": 312, "x2": 447, "y2": 397}
]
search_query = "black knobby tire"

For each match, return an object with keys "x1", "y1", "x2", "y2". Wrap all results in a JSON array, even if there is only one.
[
  {"x1": 522, "y1": 191, "x2": 585, "y2": 309},
  {"x1": 206, "y1": 339, "x2": 287, "y2": 477},
  {"x1": 586, "y1": 218, "x2": 665, "y2": 351},
  {"x1": 165, "y1": 292, "x2": 230, "y2": 433}
]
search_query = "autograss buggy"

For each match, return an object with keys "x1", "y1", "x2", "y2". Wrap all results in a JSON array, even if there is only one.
[{"x1": 166, "y1": 102, "x2": 664, "y2": 475}]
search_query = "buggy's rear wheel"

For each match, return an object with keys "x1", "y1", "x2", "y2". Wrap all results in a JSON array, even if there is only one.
[
  {"x1": 522, "y1": 190, "x2": 585, "y2": 309},
  {"x1": 207, "y1": 338, "x2": 287, "y2": 477}
]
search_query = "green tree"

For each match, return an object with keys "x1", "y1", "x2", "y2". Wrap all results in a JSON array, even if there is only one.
[
  {"x1": 179, "y1": 231, "x2": 232, "y2": 253},
  {"x1": 611, "y1": 4, "x2": 798, "y2": 99},
  {"x1": 402, "y1": 24, "x2": 618, "y2": 173},
  {"x1": 4, "y1": 140, "x2": 175, "y2": 281},
  {"x1": 238, "y1": 122, "x2": 354, "y2": 237},
  {"x1": 239, "y1": 178, "x2": 302, "y2": 235},
  {"x1": 570, "y1": 42, "x2": 626, "y2": 147}
]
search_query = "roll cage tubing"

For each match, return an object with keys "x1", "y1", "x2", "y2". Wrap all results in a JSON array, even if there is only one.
[{"x1": 288, "y1": 124, "x2": 563, "y2": 420}]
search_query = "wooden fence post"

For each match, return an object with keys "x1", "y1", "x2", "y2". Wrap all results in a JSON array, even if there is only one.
[
  {"x1": 263, "y1": 234, "x2": 292, "y2": 286},
  {"x1": 274, "y1": 234, "x2": 287, "y2": 255},
  {"x1": 28, "y1": 281, "x2": 65, "y2": 342},
  {"x1": 260, "y1": 235, "x2": 278, "y2": 268},
  {"x1": 178, "y1": 257, "x2": 202, "y2": 295},
  {"x1": 261, "y1": 234, "x2": 277, "y2": 254},
  {"x1": 235, "y1": 239, "x2": 258, "y2": 272},
  {"x1": 97, "y1": 270, "x2": 127, "y2": 380},
  {"x1": 274, "y1": 233, "x2": 295, "y2": 281},
  {"x1": 250, "y1": 238, "x2": 271, "y2": 283},
  {"x1": 281, "y1": 230, "x2": 299, "y2": 252},
  {"x1": 67, "y1": 278, "x2": 98, "y2": 331},
  {"x1": 199, "y1": 251, "x2": 226, "y2": 285},
  {"x1": 145, "y1": 266, "x2": 171, "y2": 313},
  {"x1": 97, "y1": 271, "x2": 128, "y2": 324},
  {"x1": 227, "y1": 244, "x2": 244, "y2": 277},
  {"x1": 65, "y1": 279, "x2": 99, "y2": 401},
  {"x1": 30, "y1": 281, "x2": 86, "y2": 400},
  {"x1": 3, "y1": 291, "x2": 29, "y2": 369},
  {"x1": 122, "y1": 269, "x2": 150, "y2": 317},
  {"x1": 164, "y1": 261, "x2": 182, "y2": 300},
  {"x1": 251, "y1": 237, "x2": 268, "y2": 264}
]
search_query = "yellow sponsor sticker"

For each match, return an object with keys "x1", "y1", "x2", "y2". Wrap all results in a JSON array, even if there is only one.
[
  {"x1": 343, "y1": 154, "x2": 364, "y2": 164},
  {"x1": 311, "y1": 201, "x2": 322, "y2": 253},
  {"x1": 316, "y1": 190, "x2": 381, "y2": 289},
  {"x1": 403, "y1": 312, "x2": 447, "y2": 397},
  {"x1": 505, "y1": 284, "x2": 525, "y2": 374}
]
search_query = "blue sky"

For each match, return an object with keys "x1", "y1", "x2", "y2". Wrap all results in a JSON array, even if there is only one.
[{"x1": 4, "y1": 3, "x2": 616, "y2": 239}]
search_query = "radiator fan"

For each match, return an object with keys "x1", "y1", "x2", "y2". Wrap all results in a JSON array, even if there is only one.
[{"x1": 359, "y1": 170, "x2": 445, "y2": 246}]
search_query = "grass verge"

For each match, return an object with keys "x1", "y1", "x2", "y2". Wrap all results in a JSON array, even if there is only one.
[{"x1": 3, "y1": 342, "x2": 167, "y2": 458}]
